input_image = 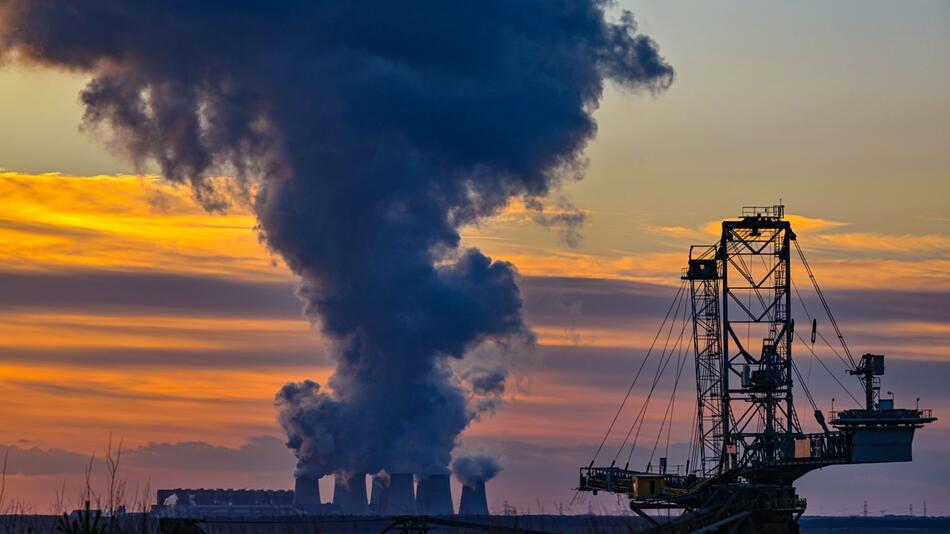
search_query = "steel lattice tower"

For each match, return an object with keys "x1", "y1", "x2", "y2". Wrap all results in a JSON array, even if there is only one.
[
  {"x1": 719, "y1": 205, "x2": 801, "y2": 472},
  {"x1": 685, "y1": 205, "x2": 801, "y2": 476},
  {"x1": 684, "y1": 245, "x2": 724, "y2": 477}
]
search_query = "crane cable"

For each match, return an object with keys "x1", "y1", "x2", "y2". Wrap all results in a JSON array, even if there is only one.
[
  {"x1": 791, "y1": 278, "x2": 853, "y2": 370},
  {"x1": 686, "y1": 391, "x2": 699, "y2": 475},
  {"x1": 795, "y1": 331, "x2": 861, "y2": 406},
  {"x1": 791, "y1": 278, "x2": 818, "y2": 387},
  {"x1": 649, "y1": 326, "x2": 691, "y2": 470},
  {"x1": 791, "y1": 253, "x2": 865, "y2": 393},
  {"x1": 619, "y1": 298, "x2": 691, "y2": 468},
  {"x1": 586, "y1": 281, "x2": 687, "y2": 468},
  {"x1": 791, "y1": 358, "x2": 819, "y2": 413},
  {"x1": 793, "y1": 240, "x2": 857, "y2": 369}
]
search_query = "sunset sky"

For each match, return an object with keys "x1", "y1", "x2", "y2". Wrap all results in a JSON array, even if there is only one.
[{"x1": 1, "y1": 0, "x2": 949, "y2": 517}]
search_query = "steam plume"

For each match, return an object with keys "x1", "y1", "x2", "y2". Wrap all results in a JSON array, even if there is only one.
[
  {"x1": 0, "y1": 1, "x2": 672, "y2": 477},
  {"x1": 453, "y1": 454, "x2": 502, "y2": 487}
]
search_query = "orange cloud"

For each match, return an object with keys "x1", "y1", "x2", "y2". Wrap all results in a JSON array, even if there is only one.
[
  {"x1": 0, "y1": 309, "x2": 332, "y2": 451},
  {"x1": 0, "y1": 172, "x2": 286, "y2": 281},
  {"x1": 810, "y1": 232, "x2": 950, "y2": 255},
  {"x1": 0, "y1": 360, "x2": 331, "y2": 451},
  {"x1": 2, "y1": 172, "x2": 943, "y2": 290},
  {"x1": 502, "y1": 251, "x2": 685, "y2": 286},
  {"x1": 0, "y1": 310, "x2": 320, "y2": 352},
  {"x1": 698, "y1": 213, "x2": 849, "y2": 238},
  {"x1": 468, "y1": 210, "x2": 950, "y2": 290}
]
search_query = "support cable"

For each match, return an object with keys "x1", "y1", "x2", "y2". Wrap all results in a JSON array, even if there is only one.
[
  {"x1": 651, "y1": 328, "x2": 688, "y2": 464},
  {"x1": 792, "y1": 277, "x2": 849, "y2": 368},
  {"x1": 614, "y1": 298, "x2": 686, "y2": 467},
  {"x1": 687, "y1": 391, "x2": 699, "y2": 475},
  {"x1": 791, "y1": 278, "x2": 817, "y2": 388},
  {"x1": 793, "y1": 240, "x2": 856, "y2": 369},
  {"x1": 791, "y1": 359, "x2": 819, "y2": 413},
  {"x1": 587, "y1": 281, "x2": 686, "y2": 468},
  {"x1": 792, "y1": 267, "x2": 864, "y2": 391},
  {"x1": 649, "y1": 328, "x2": 691, "y2": 469},
  {"x1": 619, "y1": 298, "x2": 692, "y2": 467},
  {"x1": 795, "y1": 331, "x2": 861, "y2": 406},
  {"x1": 663, "y1": 376, "x2": 679, "y2": 468},
  {"x1": 613, "y1": 293, "x2": 688, "y2": 466}
]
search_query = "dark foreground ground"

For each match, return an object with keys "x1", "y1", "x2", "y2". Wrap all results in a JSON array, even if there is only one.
[
  {"x1": 799, "y1": 516, "x2": 950, "y2": 533},
  {"x1": 2, "y1": 514, "x2": 949, "y2": 533}
]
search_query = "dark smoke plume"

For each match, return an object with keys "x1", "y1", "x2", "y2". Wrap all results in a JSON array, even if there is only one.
[
  {"x1": 453, "y1": 454, "x2": 502, "y2": 487},
  {"x1": 0, "y1": 1, "x2": 672, "y2": 477},
  {"x1": 525, "y1": 196, "x2": 588, "y2": 248}
]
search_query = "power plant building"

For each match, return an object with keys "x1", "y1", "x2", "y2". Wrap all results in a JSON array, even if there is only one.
[
  {"x1": 369, "y1": 474, "x2": 389, "y2": 515},
  {"x1": 381, "y1": 473, "x2": 417, "y2": 515},
  {"x1": 154, "y1": 472, "x2": 492, "y2": 517},
  {"x1": 458, "y1": 479, "x2": 489, "y2": 516},
  {"x1": 332, "y1": 474, "x2": 369, "y2": 515},
  {"x1": 415, "y1": 474, "x2": 454, "y2": 515},
  {"x1": 294, "y1": 475, "x2": 321, "y2": 507},
  {"x1": 152, "y1": 488, "x2": 298, "y2": 517}
]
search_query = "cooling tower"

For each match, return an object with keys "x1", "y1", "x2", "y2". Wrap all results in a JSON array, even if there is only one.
[
  {"x1": 369, "y1": 474, "x2": 389, "y2": 515},
  {"x1": 294, "y1": 475, "x2": 321, "y2": 506},
  {"x1": 415, "y1": 474, "x2": 454, "y2": 515},
  {"x1": 332, "y1": 474, "x2": 369, "y2": 515},
  {"x1": 382, "y1": 472, "x2": 416, "y2": 515},
  {"x1": 458, "y1": 480, "x2": 488, "y2": 516}
]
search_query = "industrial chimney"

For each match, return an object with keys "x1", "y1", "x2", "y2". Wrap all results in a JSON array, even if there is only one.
[
  {"x1": 369, "y1": 474, "x2": 389, "y2": 515},
  {"x1": 294, "y1": 475, "x2": 321, "y2": 507},
  {"x1": 332, "y1": 474, "x2": 368, "y2": 515},
  {"x1": 415, "y1": 474, "x2": 453, "y2": 515},
  {"x1": 458, "y1": 480, "x2": 489, "y2": 516},
  {"x1": 382, "y1": 473, "x2": 416, "y2": 515}
]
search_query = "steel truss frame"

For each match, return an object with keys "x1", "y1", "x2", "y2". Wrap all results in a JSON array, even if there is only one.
[{"x1": 687, "y1": 206, "x2": 802, "y2": 477}]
